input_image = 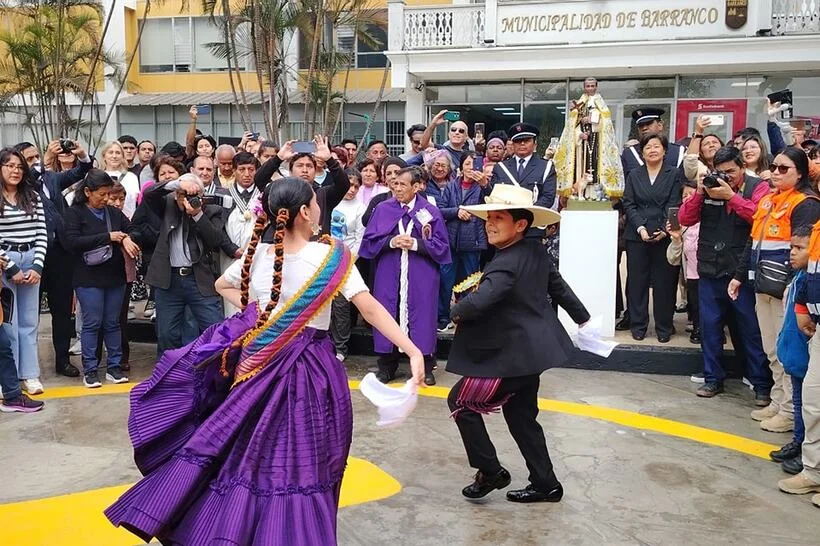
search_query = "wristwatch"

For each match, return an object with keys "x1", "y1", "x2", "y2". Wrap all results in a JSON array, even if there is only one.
[{"x1": 691, "y1": 133, "x2": 704, "y2": 139}]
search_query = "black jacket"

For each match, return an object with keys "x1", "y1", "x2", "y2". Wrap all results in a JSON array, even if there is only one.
[
  {"x1": 622, "y1": 164, "x2": 682, "y2": 242},
  {"x1": 63, "y1": 205, "x2": 129, "y2": 288},
  {"x1": 142, "y1": 182, "x2": 226, "y2": 296},
  {"x1": 447, "y1": 239, "x2": 590, "y2": 378},
  {"x1": 34, "y1": 160, "x2": 93, "y2": 248},
  {"x1": 489, "y1": 156, "x2": 557, "y2": 238},
  {"x1": 254, "y1": 156, "x2": 349, "y2": 237},
  {"x1": 362, "y1": 191, "x2": 392, "y2": 227}
]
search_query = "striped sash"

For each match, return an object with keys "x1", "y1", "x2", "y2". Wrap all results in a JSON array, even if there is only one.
[
  {"x1": 232, "y1": 239, "x2": 354, "y2": 386},
  {"x1": 450, "y1": 377, "x2": 512, "y2": 418}
]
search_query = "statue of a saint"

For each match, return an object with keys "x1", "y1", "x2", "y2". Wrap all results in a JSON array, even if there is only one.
[{"x1": 554, "y1": 78, "x2": 624, "y2": 200}]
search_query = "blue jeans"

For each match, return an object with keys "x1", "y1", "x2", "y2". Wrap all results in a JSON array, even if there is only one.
[
  {"x1": 438, "y1": 251, "x2": 481, "y2": 326},
  {"x1": 154, "y1": 273, "x2": 223, "y2": 355},
  {"x1": 794, "y1": 376, "x2": 805, "y2": 445},
  {"x1": 0, "y1": 325, "x2": 20, "y2": 399},
  {"x1": 75, "y1": 285, "x2": 126, "y2": 374},
  {"x1": 2, "y1": 249, "x2": 41, "y2": 380},
  {"x1": 699, "y1": 277, "x2": 773, "y2": 392}
]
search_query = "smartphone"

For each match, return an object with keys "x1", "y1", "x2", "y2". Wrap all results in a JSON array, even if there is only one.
[
  {"x1": 444, "y1": 111, "x2": 461, "y2": 122},
  {"x1": 668, "y1": 207, "x2": 681, "y2": 231},
  {"x1": 196, "y1": 104, "x2": 211, "y2": 115},
  {"x1": 474, "y1": 122, "x2": 485, "y2": 139},
  {"x1": 707, "y1": 114, "x2": 725, "y2": 126},
  {"x1": 549, "y1": 137, "x2": 559, "y2": 149},
  {"x1": 292, "y1": 141, "x2": 317, "y2": 154}
]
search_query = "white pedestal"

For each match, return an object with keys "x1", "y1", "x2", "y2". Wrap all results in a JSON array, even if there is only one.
[{"x1": 558, "y1": 210, "x2": 618, "y2": 338}]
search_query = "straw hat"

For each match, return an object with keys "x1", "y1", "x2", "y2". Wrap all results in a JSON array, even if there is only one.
[{"x1": 461, "y1": 184, "x2": 560, "y2": 227}]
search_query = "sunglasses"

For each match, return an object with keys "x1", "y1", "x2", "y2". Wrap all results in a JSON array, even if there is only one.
[
  {"x1": 450, "y1": 128, "x2": 466, "y2": 134},
  {"x1": 412, "y1": 140, "x2": 421, "y2": 145},
  {"x1": 771, "y1": 164, "x2": 795, "y2": 174}
]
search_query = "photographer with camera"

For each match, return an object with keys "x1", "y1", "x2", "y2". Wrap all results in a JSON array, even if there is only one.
[
  {"x1": 729, "y1": 147, "x2": 820, "y2": 433},
  {"x1": 15, "y1": 139, "x2": 92, "y2": 379},
  {"x1": 143, "y1": 173, "x2": 226, "y2": 354},
  {"x1": 679, "y1": 146, "x2": 773, "y2": 401}
]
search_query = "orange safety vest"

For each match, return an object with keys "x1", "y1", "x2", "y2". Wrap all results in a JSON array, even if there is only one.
[{"x1": 750, "y1": 188, "x2": 807, "y2": 250}]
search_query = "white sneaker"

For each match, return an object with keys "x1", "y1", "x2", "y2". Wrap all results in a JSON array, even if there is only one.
[
  {"x1": 690, "y1": 372, "x2": 705, "y2": 384},
  {"x1": 23, "y1": 378, "x2": 44, "y2": 395},
  {"x1": 742, "y1": 377, "x2": 753, "y2": 390},
  {"x1": 69, "y1": 339, "x2": 82, "y2": 355},
  {"x1": 336, "y1": 353, "x2": 346, "y2": 362}
]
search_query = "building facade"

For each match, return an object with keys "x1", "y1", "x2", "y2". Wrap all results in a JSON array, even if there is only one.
[
  {"x1": 1, "y1": 0, "x2": 404, "y2": 153},
  {"x1": 386, "y1": 0, "x2": 820, "y2": 151}
]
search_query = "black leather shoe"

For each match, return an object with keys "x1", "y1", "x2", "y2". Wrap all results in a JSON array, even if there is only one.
[
  {"x1": 657, "y1": 335, "x2": 671, "y2": 343},
  {"x1": 770, "y1": 441, "x2": 801, "y2": 463},
  {"x1": 56, "y1": 364, "x2": 80, "y2": 378},
  {"x1": 506, "y1": 483, "x2": 563, "y2": 503},
  {"x1": 631, "y1": 331, "x2": 645, "y2": 341},
  {"x1": 615, "y1": 317, "x2": 630, "y2": 331},
  {"x1": 782, "y1": 456, "x2": 803, "y2": 475},
  {"x1": 689, "y1": 330, "x2": 701, "y2": 344},
  {"x1": 461, "y1": 468, "x2": 511, "y2": 499},
  {"x1": 424, "y1": 372, "x2": 436, "y2": 386},
  {"x1": 375, "y1": 370, "x2": 394, "y2": 384}
]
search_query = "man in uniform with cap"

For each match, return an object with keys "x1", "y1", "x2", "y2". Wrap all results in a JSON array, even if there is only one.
[
  {"x1": 488, "y1": 123, "x2": 557, "y2": 239},
  {"x1": 446, "y1": 184, "x2": 589, "y2": 503},
  {"x1": 621, "y1": 108, "x2": 686, "y2": 177}
]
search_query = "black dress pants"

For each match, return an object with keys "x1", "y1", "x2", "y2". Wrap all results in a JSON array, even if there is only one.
[
  {"x1": 40, "y1": 243, "x2": 74, "y2": 371},
  {"x1": 377, "y1": 350, "x2": 435, "y2": 375},
  {"x1": 626, "y1": 239, "x2": 678, "y2": 338},
  {"x1": 447, "y1": 374, "x2": 559, "y2": 491}
]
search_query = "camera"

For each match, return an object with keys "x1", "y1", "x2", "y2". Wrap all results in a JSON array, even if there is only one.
[
  {"x1": 59, "y1": 139, "x2": 75, "y2": 154},
  {"x1": 187, "y1": 195, "x2": 203, "y2": 209},
  {"x1": 703, "y1": 171, "x2": 731, "y2": 189}
]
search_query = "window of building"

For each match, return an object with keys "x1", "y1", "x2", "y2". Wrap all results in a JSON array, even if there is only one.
[
  {"x1": 297, "y1": 14, "x2": 387, "y2": 70},
  {"x1": 356, "y1": 23, "x2": 387, "y2": 68},
  {"x1": 139, "y1": 16, "x2": 246, "y2": 73}
]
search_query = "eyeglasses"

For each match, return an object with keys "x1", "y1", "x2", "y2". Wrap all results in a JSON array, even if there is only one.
[
  {"x1": 770, "y1": 164, "x2": 795, "y2": 174},
  {"x1": 450, "y1": 128, "x2": 466, "y2": 134},
  {"x1": 1, "y1": 163, "x2": 23, "y2": 172}
]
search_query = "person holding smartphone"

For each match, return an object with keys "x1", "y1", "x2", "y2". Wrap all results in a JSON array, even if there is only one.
[{"x1": 622, "y1": 134, "x2": 682, "y2": 343}]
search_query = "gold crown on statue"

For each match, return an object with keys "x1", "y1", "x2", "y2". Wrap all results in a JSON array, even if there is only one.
[{"x1": 453, "y1": 272, "x2": 483, "y2": 295}]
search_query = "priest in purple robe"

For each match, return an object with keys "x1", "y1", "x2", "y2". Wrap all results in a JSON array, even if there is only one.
[{"x1": 359, "y1": 166, "x2": 452, "y2": 386}]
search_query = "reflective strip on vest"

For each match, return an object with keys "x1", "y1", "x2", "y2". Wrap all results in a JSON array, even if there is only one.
[{"x1": 753, "y1": 240, "x2": 792, "y2": 251}]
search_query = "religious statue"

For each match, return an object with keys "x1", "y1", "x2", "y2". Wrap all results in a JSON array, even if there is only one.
[{"x1": 554, "y1": 78, "x2": 624, "y2": 200}]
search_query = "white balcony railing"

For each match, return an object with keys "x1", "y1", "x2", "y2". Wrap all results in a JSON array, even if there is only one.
[
  {"x1": 771, "y1": 0, "x2": 820, "y2": 34},
  {"x1": 402, "y1": 5, "x2": 485, "y2": 49},
  {"x1": 389, "y1": 0, "x2": 820, "y2": 52}
]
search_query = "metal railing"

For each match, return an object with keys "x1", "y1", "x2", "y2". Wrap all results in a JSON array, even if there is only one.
[
  {"x1": 771, "y1": 0, "x2": 820, "y2": 35},
  {"x1": 402, "y1": 5, "x2": 485, "y2": 50}
]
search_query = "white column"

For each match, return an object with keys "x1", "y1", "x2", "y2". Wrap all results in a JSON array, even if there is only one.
[
  {"x1": 484, "y1": 0, "x2": 498, "y2": 45},
  {"x1": 284, "y1": 29, "x2": 300, "y2": 92},
  {"x1": 387, "y1": 0, "x2": 405, "y2": 52}
]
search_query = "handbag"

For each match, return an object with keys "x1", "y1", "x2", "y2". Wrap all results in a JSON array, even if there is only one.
[
  {"x1": 752, "y1": 204, "x2": 789, "y2": 299},
  {"x1": 82, "y1": 208, "x2": 114, "y2": 266}
]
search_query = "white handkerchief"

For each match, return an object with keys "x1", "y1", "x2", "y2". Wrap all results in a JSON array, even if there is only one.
[
  {"x1": 574, "y1": 316, "x2": 618, "y2": 358},
  {"x1": 359, "y1": 373, "x2": 418, "y2": 427}
]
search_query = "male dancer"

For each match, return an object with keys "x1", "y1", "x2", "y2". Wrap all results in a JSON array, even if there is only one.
[{"x1": 447, "y1": 184, "x2": 590, "y2": 502}]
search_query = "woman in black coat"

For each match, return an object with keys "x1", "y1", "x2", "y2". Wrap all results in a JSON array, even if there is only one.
[
  {"x1": 622, "y1": 134, "x2": 682, "y2": 343},
  {"x1": 63, "y1": 169, "x2": 140, "y2": 387}
]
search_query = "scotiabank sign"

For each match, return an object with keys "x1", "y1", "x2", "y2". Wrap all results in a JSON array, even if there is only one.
[{"x1": 496, "y1": 0, "x2": 759, "y2": 47}]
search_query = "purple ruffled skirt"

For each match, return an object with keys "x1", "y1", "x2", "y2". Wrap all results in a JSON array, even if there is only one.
[{"x1": 105, "y1": 305, "x2": 353, "y2": 545}]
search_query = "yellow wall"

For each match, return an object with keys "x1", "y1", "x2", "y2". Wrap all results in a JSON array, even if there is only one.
[{"x1": 126, "y1": 0, "x2": 443, "y2": 94}]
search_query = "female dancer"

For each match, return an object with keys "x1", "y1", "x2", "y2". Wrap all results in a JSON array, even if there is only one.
[{"x1": 106, "y1": 177, "x2": 424, "y2": 545}]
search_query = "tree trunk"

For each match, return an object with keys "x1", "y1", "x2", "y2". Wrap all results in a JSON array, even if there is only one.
[
  {"x1": 268, "y1": 33, "x2": 281, "y2": 142},
  {"x1": 77, "y1": 0, "x2": 117, "y2": 140},
  {"x1": 250, "y1": 4, "x2": 272, "y2": 138},
  {"x1": 303, "y1": 3, "x2": 325, "y2": 136},
  {"x1": 223, "y1": 0, "x2": 252, "y2": 131},
  {"x1": 359, "y1": 59, "x2": 390, "y2": 149},
  {"x1": 94, "y1": 0, "x2": 151, "y2": 151}
]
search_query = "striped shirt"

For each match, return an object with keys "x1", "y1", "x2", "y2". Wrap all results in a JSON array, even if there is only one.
[{"x1": 0, "y1": 195, "x2": 48, "y2": 276}]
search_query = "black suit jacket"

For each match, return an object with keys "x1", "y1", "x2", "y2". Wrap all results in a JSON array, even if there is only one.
[
  {"x1": 489, "y1": 156, "x2": 557, "y2": 237},
  {"x1": 447, "y1": 239, "x2": 590, "y2": 378},
  {"x1": 622, "y1": 164, "x2": 682, "y2": 242},
  {"x1": 143, "y1": 182, "x2": 226, "y2": 296}
]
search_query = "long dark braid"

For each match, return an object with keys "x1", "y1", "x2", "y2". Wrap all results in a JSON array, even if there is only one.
[
  {"x1": 256, "y1": 208, "x2": 288, "y2": 329},
  {"x1": 240, "y1": 214, "x2": 268, "y2": 309}
]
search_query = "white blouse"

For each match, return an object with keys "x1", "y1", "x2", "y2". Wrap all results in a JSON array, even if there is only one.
[{"x1": 223, "y1": 241, "x2": 368, "y2": 330}]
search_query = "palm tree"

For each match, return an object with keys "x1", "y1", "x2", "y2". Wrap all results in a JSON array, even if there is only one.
[{"x1": 0, "y1": 0, "x2": 121, "y2": 149}]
